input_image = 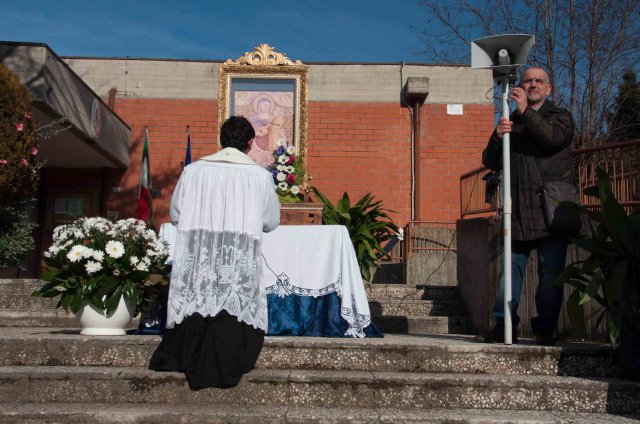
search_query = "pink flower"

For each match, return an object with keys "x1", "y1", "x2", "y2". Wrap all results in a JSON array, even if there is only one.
[
  {"x1": 16, "y1": 123, "x2": 24, "y2": 132},
  {"x1": 287, "y1": 155, "x2": 296, "y2": 165},
  {"x1": 24, "y1": 112, "x2": 31, "y2": 120},
  {"x1": 0, "y1": 160, "x2": 7, "y2": 166},
  {"x1": 30, "y1": 147, "x2": 39, "y2": 155},
  {"x1": 286, "y1": 174, "x2": 296, "y2": 184},
  {"x1": 21, "y1": 159, "x2": 29, "y2": 167}
]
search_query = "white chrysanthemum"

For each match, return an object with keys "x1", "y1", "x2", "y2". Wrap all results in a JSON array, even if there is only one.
[
  {"x1": 286, "y1": 145, "x2": 296, "y2": 155},
  {"x1": 142, "y1": 257, "x2": 151, "y2": 265},
  {"x1": 291, "y1": 185, "x2": 301, "y2": 195},
  {"x1": 85, "y1": 261, "x2": 102, "y2": 275},
  {"x1": 278, "y1": 182, "x2": 288, "y2": 191},
  {"x1": 66, "y1": 245, "x2": 85, "y2": 263},
  {"x1": 81, "y1": 247, "x2": 95, "y2": 259},
  {"x1": 130, "y1": 256, "x2": 139, "y2": 265},
  {"x1": 278, "y1": 155, "x2": 288, "y2": 164},
  {"x1": 276, "y1": 138, "x2": 286, "y2": 147},
  {"x1": 286, "y1": 166, "x2": 295, "y2": 173},
  {"x1": 44, "y1": 251, "x2": 52, "y2": 258},
  {"x1": 113, "y1": 269, "x2": 121, "y2": 276},
  {"x1": 105, "y1": 240, "x2": 125, "y2": 258},
  {"x1": 276, "y1": 165, "x2": 284, "y2": 171},
  {"x1": 92, "y1": 250, "x2": 105, "y2": 262},
  {"x1": 135, "y1": 262, "x2": 149, "y2": 272},
  {"x1": 276, "y1": 172, "x2": 287, "y2": 182}
]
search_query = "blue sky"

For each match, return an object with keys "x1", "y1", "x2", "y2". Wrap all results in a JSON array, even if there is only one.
[{"x1": 2, "y1": 0, "x2": 433, "y2": 63}]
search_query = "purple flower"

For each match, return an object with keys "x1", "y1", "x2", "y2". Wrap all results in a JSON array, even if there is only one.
[
  {"x1": 0, "y1": 159, "x2": 7, "y2": 166},
  {"x1": 24, "y1": 112, "x2": 31, "y2": 120},
  {"x1": 30, "y1": 147, "x2": 39, "y2": 155},
  {"x1": 16, "y1": 123, "x2": 24, "y2": 132},
  {"x1": 276, "y1": 146, "x2": 286, "y2": 155}
]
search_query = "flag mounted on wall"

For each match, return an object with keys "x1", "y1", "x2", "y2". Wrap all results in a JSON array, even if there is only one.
[
  {"x1": 135, "y1": 127, "x2": 152, "y2": 222},
  {"x1": 184, "y1": 126, "x2": 192, "y2": 167}
]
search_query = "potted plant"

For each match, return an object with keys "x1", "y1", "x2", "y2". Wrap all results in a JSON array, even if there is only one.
[
  {"x1": 556, "y1": 167, "x2": 639, "y2": 380},
  {"x1": 311, "y1": 187, "x2": 398, "y2": 283},
  {"x1": 32, "y1": 217, "x2": 169, "y2": 335}
]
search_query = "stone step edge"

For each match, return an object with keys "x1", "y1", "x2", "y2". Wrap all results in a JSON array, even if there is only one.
[
  {"x1": 2, "y1": 365, "x2": 636, "y2": 389},
  {"x1": 2, "y1": 367, "x2": 637, "y2": 414},
  {"x1": 1, "y1": 403, "x2": 637, "y2": 424},
  {"x1": 0, "y1": 329, "x2": 578, "y2": 354}
]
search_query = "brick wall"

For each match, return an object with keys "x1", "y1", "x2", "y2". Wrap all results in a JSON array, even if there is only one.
[
  {"x1": 418, "y1": 104, "x2": 495, "y2": 222},
  {"x1": 108, "y1": 98, "x2": 218, "y2": 224},
  {"x1": 109, "y1": 97, "x2": 493, "y2": 227}
]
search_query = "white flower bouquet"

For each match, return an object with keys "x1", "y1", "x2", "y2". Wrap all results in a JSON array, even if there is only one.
[
  {"x1": 32, "y1": 217, "x2": 169, "y2": 314},
  {"x1": 270, "y1": 141, "x2": 306, "y2": 203}
]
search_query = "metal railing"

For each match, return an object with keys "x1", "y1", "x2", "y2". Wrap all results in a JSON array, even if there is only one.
[
  {"x1": 460, "y1": 139, "x2": 640, "y2": 217},
  {"x1": 405, "y1": 221, "x2": 457, "y2": 256},
  {"x1": 460, "y1": 166, "x2": 500, "y2": 217},
  {"x1": 572, "y1": 139, "x2": 640, "y2": 212}
]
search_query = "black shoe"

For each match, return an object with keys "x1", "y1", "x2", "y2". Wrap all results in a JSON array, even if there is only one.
[
  {"x1": 535, "y1": 333, "x2": 556, "y2": 346},
  {"x1": 475, "y1": 325, "x2": 518, "y2": 344}
]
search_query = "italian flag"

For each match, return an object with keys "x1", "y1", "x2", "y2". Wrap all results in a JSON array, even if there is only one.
[{"x1": 135, "y1": 128, "x2": 152, "y2": 222}]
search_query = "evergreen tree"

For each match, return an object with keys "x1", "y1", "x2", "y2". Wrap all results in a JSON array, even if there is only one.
[{"x1": 608, "y1": 70, "x2": 640, "y2": 142}]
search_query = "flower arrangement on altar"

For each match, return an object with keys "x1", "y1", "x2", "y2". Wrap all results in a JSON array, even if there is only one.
[
  {"x1": 270, "y1": 140, "x2": 307, "y2": 203},
  {"x1": 32, "y1": 217, "x2": 169, "y2": 314}
]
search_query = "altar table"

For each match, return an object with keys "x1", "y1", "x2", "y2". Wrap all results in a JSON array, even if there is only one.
[{"x1": 159, "y1": 224, "x2": 380, "y2": 338}]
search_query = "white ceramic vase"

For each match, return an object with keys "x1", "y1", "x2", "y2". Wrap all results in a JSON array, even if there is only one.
[{"x1": 76, "y1": 295, "x2": 136, "y2": 336}]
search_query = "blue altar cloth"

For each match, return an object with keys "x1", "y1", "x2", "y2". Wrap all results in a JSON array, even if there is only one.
[{"x1": 267, "y1": 291, "x2": 382, "y2": 337}]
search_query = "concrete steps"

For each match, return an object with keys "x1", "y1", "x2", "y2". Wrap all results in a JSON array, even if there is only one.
[
  {"x1": 1, "y1": 279, "x2": 639, "y2": 422},
  {"x1": 2, "y1": 403, "x2": 638, "y2": 424},
  {"x1": 0, "y1": 366, "x2": 638, "y2": 413},
  {"x1": 367, "y1": 284, "x2": 472, "y2": 335},
  {"x1": 0, "y1": 328, "x2": 622, "y2": 378}
]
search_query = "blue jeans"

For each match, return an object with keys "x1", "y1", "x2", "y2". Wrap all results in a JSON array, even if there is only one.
[{"x1": 492, "y1": 238, "x2": 568, "y2": 336}]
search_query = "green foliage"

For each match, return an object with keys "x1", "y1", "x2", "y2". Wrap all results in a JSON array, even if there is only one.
[
  {"x1": 32, "y1": 217, "x2": 169, "y2": 315},
  {"x1": 311, "y1": 187, "x2": 398, "y2": 282},
  {"x1": 608, "y1": 70, "x2": 640, "y2": 141},
  {"x1": 555, "y1": 167, "x2": 640, "y2": 346},
  {"x1": 0, "y1": 206, "x2": 37, "y2": 269},
  {"x1": 0, "y1": 64, "x2": 40, "y2": 206}
]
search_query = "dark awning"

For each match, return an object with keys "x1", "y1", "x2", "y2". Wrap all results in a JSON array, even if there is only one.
[{"x1": 0, "y1": 42, "x2": 130, "y2": 168}]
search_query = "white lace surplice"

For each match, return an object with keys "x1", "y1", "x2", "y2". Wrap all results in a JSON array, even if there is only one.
[{"x1": 167, "y1": 148, "x2": 280, "y2": 331}]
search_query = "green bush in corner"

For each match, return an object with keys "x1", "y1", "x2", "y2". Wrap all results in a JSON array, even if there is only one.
[
  {"x1": 311, "y1": 187, "x2": 398, "y2": 283},
  {"x1": 555, "y1": 167, "x2": 639, "y2": 379}
]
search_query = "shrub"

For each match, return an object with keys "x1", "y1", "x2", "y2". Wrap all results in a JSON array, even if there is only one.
[
  {"x1": 0, "y1": 63, "x2": 40, "y2": 206},
  {"x1": 0, "y1": 206, "x2": 37, "y2": 270}
]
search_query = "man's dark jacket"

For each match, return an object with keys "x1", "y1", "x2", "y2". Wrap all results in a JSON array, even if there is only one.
[{"x1": 482, "y1": 100, "x2": 575, "y2": 241}]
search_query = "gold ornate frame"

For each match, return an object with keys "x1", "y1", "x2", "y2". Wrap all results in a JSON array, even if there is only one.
[{"x1": 218, "y1": 44, "x2": 309, "y2": 184}]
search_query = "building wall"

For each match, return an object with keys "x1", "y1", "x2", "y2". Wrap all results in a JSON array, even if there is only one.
[{"x1": 64, "y1": 57, "x2": 494, "y2": 227}]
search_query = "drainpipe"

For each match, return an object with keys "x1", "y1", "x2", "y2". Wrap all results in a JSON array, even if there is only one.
[{"x1": 403, "y1": 76, "x2": 430, "y2": 221}]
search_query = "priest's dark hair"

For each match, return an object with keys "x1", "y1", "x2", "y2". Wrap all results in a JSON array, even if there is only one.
[{"x1": 220, "y1": 116, "x2": 255, "y2": 152}]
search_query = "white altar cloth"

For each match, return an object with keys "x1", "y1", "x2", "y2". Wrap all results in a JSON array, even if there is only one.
[{"x1": 159, "y1": 223, "x2": 373, "y2": 337}]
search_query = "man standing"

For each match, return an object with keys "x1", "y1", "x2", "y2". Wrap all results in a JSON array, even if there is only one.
[
  {"x1": 477, "y1": 67, "x2": 575, "y2": 346},
  {"x1": 150, "y1": 116, "x2": 280, "y2": 389}
]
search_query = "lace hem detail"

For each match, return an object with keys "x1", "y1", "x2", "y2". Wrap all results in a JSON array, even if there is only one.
[{"x1": 167, "y1": 228, "x2": 267, "y2": 331}]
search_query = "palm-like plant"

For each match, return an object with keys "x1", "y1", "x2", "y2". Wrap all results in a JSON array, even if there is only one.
[
  {"x1": 556, "y1": 167, "x2": 639, "y2": 349},
  {"x1": 311, "y1": 187, "x2": 398, "y2": 282}
]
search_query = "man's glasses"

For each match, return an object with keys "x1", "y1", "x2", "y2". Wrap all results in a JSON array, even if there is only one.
[{"x1": 521, "y1": 77, "x2": 549, "y2": 85}]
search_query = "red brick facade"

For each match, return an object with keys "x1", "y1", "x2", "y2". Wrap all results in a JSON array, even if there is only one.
[{"x1": 108, "y1": 97, "x2": 493, "y2": 227}]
